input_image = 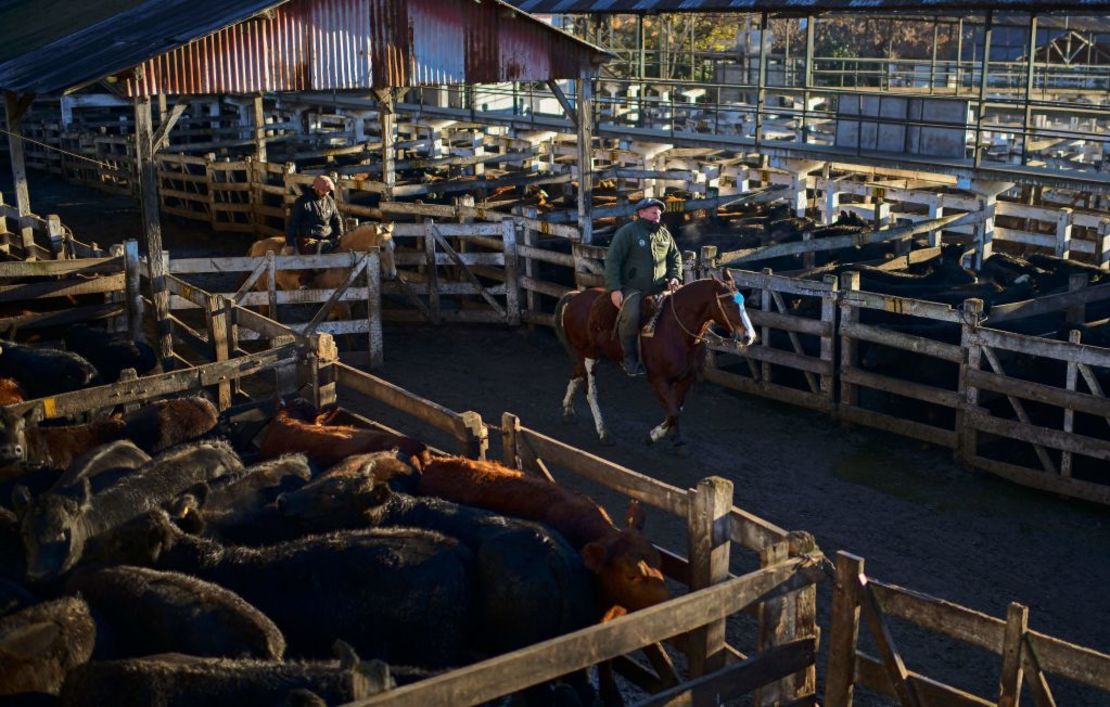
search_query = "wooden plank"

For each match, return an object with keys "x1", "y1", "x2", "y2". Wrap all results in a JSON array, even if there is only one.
[
  {"x1": 686, "y1": 477, "x2": 734, "y2": 676},
  {"x1": 519, "y1": 276, "x2": 571, "y2": 299},
  {"x1": 336, "y1": 362, "x2": 465, "y2": 438},
  {"x1": 840, "y1": 321, "x2": 963, "y2": 363},
  {"x1": 733, "y1": 345, "x2": 833, "y2": 376},
  {"x1": 839, "y1": 406, "x2": 958, "y2": 448},
  {"x1": 974, "y1": 327, "x2": 1110, "y2": 369},
  {"x1": 431, "y1": 224, "x2": 506, "y2": 318},
  {"x1": 967, "y1": 412, "x2": 1110, "y2": 461},
  {"x1": 968, "y1": 455, "x2": 1110, "y2": 507},
  {"x1": 966, "y1": 369, "x2": 1110, "y2": 419},
  {"x1": 703, "y1": 367, "x2": 832, "y2": 414},
  {"x1": 728, "y1": 268, "x2": 837, "y2": 298},
  {"x1": 0, "y1": 272, "x2": 125, "y2": 302},
  {"x1": 857, "y1": 578, "x2": 923, "y2": 707},
  {"x1": 0, "y1": 256, "x2": 122, "y2": 277},
  {"x1": 824, "y1": 552, "x2": 864, "y2": 707},
  {"x1": 841, "y1": 367, "x2": 962, "y2": 408},
  {"x1": 746, "y1": 309, "x2": 832, "y2": 337},
  {"x1": 841, "y1": 290, "x2": 963, "y2": 323},
  {"x1": 1021, "y1": 635, "x2": 1059, "y2": 707},
  {"x1": 519, "y1": 426, "x2": 690, "y2": 518},
  {"x1": 11, "y1": 344, "x2": 299, "y2": 420},
  {"x1": 999, "y1": 603, "x2": 1028, "y2": 707},
  {"x1": 868, "y1": 581, "x2": 1005, "y2": 654},
  {"x1": 169, "y1": 252, "x2": 361, "y2": 273},
  {"x1": 636, "y1": 638, "x2": 816, "y2": 707},
  {"x1": 345, "y1": 558, "x2": 817, "y2": 707},
  {"x1": 854, "y1": 654, "x2": 993, "y2": 707},
  {"x1": 0, "y1": 303, "x2": 124, "y2": 331}
]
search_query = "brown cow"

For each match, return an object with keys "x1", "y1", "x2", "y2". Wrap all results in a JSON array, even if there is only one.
[
  {"x1": 257, "y1": 400, "x2": 428, "y2": 469},
  {"x1": 417, "y1": 455, "x2": 669, "y2": 616},
  {"x1": 0, "y1": 377, "x2": 25, "y2": 406}
]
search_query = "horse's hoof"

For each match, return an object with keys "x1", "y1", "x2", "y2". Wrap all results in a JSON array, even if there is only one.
[
  {"x1": 561, "y1": 411, "x2": 575, "y2": 424},
  {"x1": 599, "y1": 433, "x2": 615, "y2": 446},
  {"x1": 644, "y1": 433, "x2": 655, "y2": 447},
  {"x1": 670, "y1": 442, "x2": 690, "y2": 458}
]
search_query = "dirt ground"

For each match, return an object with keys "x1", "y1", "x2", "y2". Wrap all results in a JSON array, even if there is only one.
[{"x1": 9, "y1": 173, "x2": 1110, "y2": 705}]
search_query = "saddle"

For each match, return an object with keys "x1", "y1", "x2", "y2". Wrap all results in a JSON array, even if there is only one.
[{"x1": 295, "y1": 236, "x2": 338, "y2": 256}]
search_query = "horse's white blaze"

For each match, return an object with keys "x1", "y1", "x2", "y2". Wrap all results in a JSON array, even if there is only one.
[
  {"x1": 584, "y1": 358, "x2": 606, "y2": 438},
  {"x1": 738, "y1": 306, "x2": 757, "y2": 346},
  {"x1": 649, "y1": 419, "x2": 670, "y2": 443},
  {"x1": 562, "y1": 377, "x2": 584, "y2": 415},
  {"x1": 379, "y1": 235, "x2": 398, "y2": 280}
]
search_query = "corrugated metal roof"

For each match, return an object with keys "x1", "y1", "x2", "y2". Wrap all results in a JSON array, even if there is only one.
[
  {"x1": 511, "y1": 1, "x2": 1110, "y2": 13},
  {"x1": 0, "y1": 0, "x2": 286, "y2": 95},
  {"x1": 0, "y1": 0, "x2": 610, "y2": 97}
]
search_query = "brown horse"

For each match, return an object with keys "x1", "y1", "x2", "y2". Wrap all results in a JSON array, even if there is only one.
[
  {"x1": 244, "y1": 222, "x2": 397, "y2": 318},
  {"x1": 554, "y1": 270, "x2": 756, "y2": 452}
]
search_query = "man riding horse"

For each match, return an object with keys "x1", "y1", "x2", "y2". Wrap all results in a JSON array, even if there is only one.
[
  {"x1": 286, "y1": 175, "x2": 344, "y2": 255},
  {"x1": 605, "y1": 197, "x2": 683, "y2": 377}
]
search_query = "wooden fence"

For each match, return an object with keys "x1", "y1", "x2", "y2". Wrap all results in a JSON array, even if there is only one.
[{"x1": 825, "y1": 551, "x2": 1110, "y2": 707}]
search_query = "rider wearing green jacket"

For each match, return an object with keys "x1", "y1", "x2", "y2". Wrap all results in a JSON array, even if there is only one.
[{"x1": 604, "y1": 198, "x2": 683, "y2": 376}]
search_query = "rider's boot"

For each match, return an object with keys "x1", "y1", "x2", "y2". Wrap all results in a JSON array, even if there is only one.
[{"x1": 620, "y1": 332, "x2": 645, "y2": 377}]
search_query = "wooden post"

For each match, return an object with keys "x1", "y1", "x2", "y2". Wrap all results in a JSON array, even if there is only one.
[
  {"x1": 123, "y1": 240, "x2": 142, "y2": 341},
  {"x1": 820, "y1": 274, "x2": 839, "y2": 410},
  {"x1": 134, "y1": 96, "x2": 174, "y2": 371},
  {"x1": 755, "y1": 540, "x2": 790, "y2": 706},
  {"x1": 957, "y1": 298, "x2": 984, "y2": 464},
  {"x1": 523, "y1": 226, "x2": 538, "y2": 319},
  {"x1": 760, "y1": 267, "x2": 772, "y2": 384},
  {"x1": 270, "y1": 333, "x2": 299, "y2": 400},
  {"x1": 1054, "y1": 207, "x2": 1073, "y2": 259},
  {"x1": 1061, "y1": 329, "x2": 1081, "y2": 479},
  {"x1": 502, "y1": 219, "x2": 521, "y2": 326},
  {"x1": 376, "y1": 88, "x2": 396, "y2": 202},
  {"x1": 999, "y1": 602, "x2": 1029, "y2": 707},
  {"x1": 424, "y1": 221, "x2": 441, "y2": 323},
  {"x1": 824, "y1": 552, "x2": 865, "y2": 707},
  {"x1": 1097, "y1": 219, "x2": 1110, "y2": 271},
  {"x1": 252, "y1": 94, "x2": 267, "y2": 163},
  {"x1": 4, "y1": 91, "x2": 35, "y2": 253},
  {"x1": 698, "y1": 245, "x2": 717, "y2": 280},
  {"x1": 501, "y1": 412, "x2": 522, "y2": 470},
  {"x1": 1066, "y1": 273, "x2": 1088, "y2": 324},
  {"x1": 575, "y1": 69, "x2": 595, "y2": 245},
  {"x1": 458, "y1": 411, "x2": 488, "y2": 460},
  {"x1": 685, "y1": 476, "x2": 733, "y2": 677},
  {"x1": 205, "y1": 294, "x2": 232, "y2": 410},
  {"x1": 839, "y1": 271, "x2": 861, "y2": 417},
  {"x1": 366, "y1": 248, "x2": 384, "y2": 369},
  {"x1": 46, "y1": 214, "x2": 64, "y2": 259},
  {"x1": 266, "y1": 251, "x2": 278, "y2": 319},
  {"x1": 0, "y1": 192, "x2": 10, "y2": 255},
  {"x1": 309, "y1": 333, "x2": 339, "y2": 410},
  {"x1": 108, "y1": 244, "x2": 126, "y2": 334}
]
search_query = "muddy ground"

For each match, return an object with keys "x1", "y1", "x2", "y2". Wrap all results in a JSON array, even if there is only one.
[{"x1": 8, "y1": 173, "x2": 1110, "y2": 705}]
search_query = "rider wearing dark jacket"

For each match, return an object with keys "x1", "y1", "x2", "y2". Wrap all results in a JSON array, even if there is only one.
[
  {"x1": 604, "y1": 197, "x2": 682, "y2": 376},
  {"x1": 286, "y1": 175, "x2": 344, "y2": 253}
]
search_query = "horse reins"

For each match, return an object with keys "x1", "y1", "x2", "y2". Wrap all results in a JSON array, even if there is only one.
[{"x1": 668, "y1": 286, "x2": 743, "y2": 346}]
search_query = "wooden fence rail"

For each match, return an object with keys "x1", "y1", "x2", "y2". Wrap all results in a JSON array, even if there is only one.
[{"x1": 825, "y1": 551, "x2": 1110, "y2": 707}]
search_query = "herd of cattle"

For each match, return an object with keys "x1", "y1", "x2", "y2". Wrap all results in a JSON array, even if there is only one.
[{"x1": 0, "y1": 343, "x2": 670, "y2": 705}]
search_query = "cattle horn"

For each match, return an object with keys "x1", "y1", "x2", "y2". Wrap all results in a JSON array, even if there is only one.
[{"x1": 625, "y1": 500, "x2": 646, "y2": 532}]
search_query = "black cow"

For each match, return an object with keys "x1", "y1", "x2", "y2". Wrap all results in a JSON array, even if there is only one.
[
  {"x1": 63, "y1": 323, "x2": 158, "y2": 384},
  {"x1": 105, "y1": 511, "x2": 478, "y2": 667},
  {"x1": 60, "y1": 647, "x2": 394, "y2": 707},
  {"x1": 0, "y1": 339, "x2": 98, "y2": 398},
  {"x1": 66, "y1": 565, "x2": 285, "y2": 660},
  {"x1": 15, "y1": 440, "x2": 242, "y2": 581},
  {"x1": 0, "y1": 596, "x2": 95, "y2": 698}
]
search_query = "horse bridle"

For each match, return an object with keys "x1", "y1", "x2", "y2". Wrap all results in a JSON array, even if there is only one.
[{"x1": 668, "y1": 284, "x2": 745, "y2": 346}]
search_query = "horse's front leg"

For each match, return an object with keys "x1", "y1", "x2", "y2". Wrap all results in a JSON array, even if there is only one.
[
  {"x1": 665, "y1": 376, "x2": 697, "y2": 456},
  {"x1": 561, "y1": 360, "x2": 586, "y2": 423},
  {"x1": 584, "y1": 358, "x2": 612, "y2": 445},
  {"x1": 645, "y1": 378, "x2": 680, "y2": 447}
]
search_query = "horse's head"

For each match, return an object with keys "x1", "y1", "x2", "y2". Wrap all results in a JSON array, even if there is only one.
[
  {"x1": 345, "y1": 221, "x2": 397, "y2": 280},
  {"x1": 710, "y1": 269, "x2": 757, "y2": 347},
  {"x1": 377, "y1": 222, "x2": 397, "y2": 281}
]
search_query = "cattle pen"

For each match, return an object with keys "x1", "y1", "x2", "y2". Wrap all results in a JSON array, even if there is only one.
[{"x1": 4, "y1": 272, "x2": 1109, "y2": 705}]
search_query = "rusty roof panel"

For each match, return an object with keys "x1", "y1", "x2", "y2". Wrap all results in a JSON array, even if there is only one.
[
  {"x1": 511, "y1": 0, "x2": 1110, "y2": 11},
  {"x1": 0, "y1": 0, "x2": 608, "y2": 97}
]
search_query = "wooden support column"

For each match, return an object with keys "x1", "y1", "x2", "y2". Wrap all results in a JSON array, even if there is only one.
[
  {"x1": 802, "y1": 15, "x2": 815, "y2": 144},
  {"x1": 1055, "y1": 207, "x2": 1073, "y2": 259},
  {"x1": 956, "y1": 298, "x2": 984, "y2": 464},
  {"x1": 4, "y1": 91, "x2": 35, "y2": 252},
  {"x1": 366, "y1": 247, "x2": 384, "y2": 369},
  {"x1": 974, "y1": 10, "x2": 993, "y2": 167},
  {"x1": 755, "y1": 12, "x2": 769, "y2": 148},
  {"x1": 253, "y1": 93, "x2": 268, "y2": 163},
  {"x1": 685, "y1": 476, "x2": 733, "y2": 677},
  {"x1": 575, "y1": 69, "x2": 595, "y2": 245},
  {"x1": 824, "y1": 552, "x2": 864, "y2": 707},
  {"x1": 1021, "y1": 14, "x2": 1038, "y2": 165},
  {"x1": 375, "y1": 88, "x2": 396, "y2": 202},
  {"x1": 134, "y1": 96, "x2": 174, "y2": 371}
]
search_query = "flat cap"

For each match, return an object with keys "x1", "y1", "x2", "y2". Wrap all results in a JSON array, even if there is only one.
[{"x1": 635, "y1": 197, "x2": 666, "y2": 212}]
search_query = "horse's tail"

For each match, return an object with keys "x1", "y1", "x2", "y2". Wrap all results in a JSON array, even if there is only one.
[{"x1": 552, "y1": 290, "x2": 578, "y2": 361}]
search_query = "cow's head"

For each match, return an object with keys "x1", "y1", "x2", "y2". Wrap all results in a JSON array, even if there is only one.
[
  {"x1": 581, "y1": 501, "x2": 669, "y2": 614},
  {"x1": 0, "y1": 406, "x2": 28, "y2": 466},
  {"x1": 276, "y1": 450, "x2": 415, "y2": 528},
  {"x1": 15, "y1": 479, "x2": 92, "y2": 582}
]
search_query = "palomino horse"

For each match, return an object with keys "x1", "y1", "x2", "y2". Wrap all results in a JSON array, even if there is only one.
[
  {"x1": 244, "y1": 222, "x2": 397, "y2": 319},
  {"x1": 554, "y1": 270, "x2": 756, "y2": 453}
]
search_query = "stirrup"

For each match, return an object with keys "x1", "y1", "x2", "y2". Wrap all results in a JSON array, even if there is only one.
[{"x1": 622, "y1": 359, "x2": 645, "y2": 377}]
